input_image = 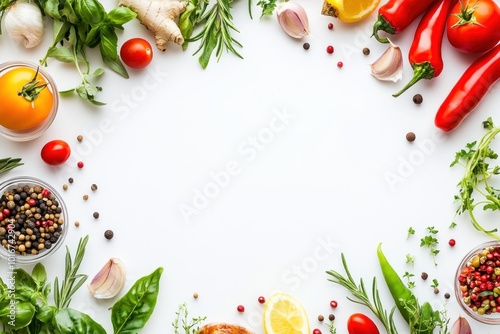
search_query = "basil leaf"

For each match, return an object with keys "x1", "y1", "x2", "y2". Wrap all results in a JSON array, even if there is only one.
[
  {"x1": 111, "y1": 267, "x2": 164, "y2": 334},
  {"x1": 52, "y1": 20, "x2": 71, "y2": 44},
  {"x1": 54, "y1": 308, "x2": 106, "y2": 334},
  {"x1": 14, "y1": 269, "x2": 37, "y2": 302},
  {"x1": 61, "y1": 0, "x2": 80, "y2": 25},
  {"x1": 75, "y1": 0, "x2": 105, "y2": 25},
  {"x1": 36, "y1": 304, "x2": 55, "y2": 323},
  {"x1": 85, "y1": 25, "x2": 101, "y2": 48},
  {"x1": 0, "y1": 301, "x2": 36, "y2": 330},
  {"x1": 42, "y1": 0, "x2": 62, "y2": 19},
  {"x1": 107, "y1": 7, "x2": 136, "y2": 27},
  {"x1": 99, "y1": 25, "x2": 129, "y2": 78},
  {"x1": 46, "y1": 47, "x2": 75, "y2": 63},
  {"x1": 31, "y1": 263, "x2": 47, "y2": 291}
]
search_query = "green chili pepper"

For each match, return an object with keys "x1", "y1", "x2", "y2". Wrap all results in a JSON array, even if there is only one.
[{"x1": 377, "y1": 243, "x2": 419, "y2": 324}]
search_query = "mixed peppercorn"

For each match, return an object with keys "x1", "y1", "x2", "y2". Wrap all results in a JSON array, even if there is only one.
[
  {"x1": 0, "y1": 184, "x2": 64, "y2": 255},
  {"x1": 457, "y1": 245, "x2": 500, "y2": 315}
]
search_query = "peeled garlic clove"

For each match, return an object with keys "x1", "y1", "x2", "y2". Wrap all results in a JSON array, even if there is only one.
[
  {"x1": 450, "y1": 316, "x2": 472, "y2": 334},
  {"x1": 88, "y1": 258, "x2": 126, "y2": 299},
  {"x1": 276, "y1": 2, "x2": 310, "y2": 39},
  {"x1": 4, "y1": 1, "x2": 44, "y2": 48},
  {"x1": 369, "y1": 40, "x2": 403, "y2": 82}
]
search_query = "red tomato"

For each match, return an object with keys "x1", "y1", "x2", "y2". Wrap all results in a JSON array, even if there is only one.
[
  {"x1": 446, "y1": 0, "x2": 500, "y2": 54},
  {"x1": 347, "y1": 313, "x2": 380, "y2": 334},
  {"x1": 41, "y1": 140, "x2": 71, "y2": 166},
  {"x1": 120, "y1": 38, "x2": 153, "y2": 69}
]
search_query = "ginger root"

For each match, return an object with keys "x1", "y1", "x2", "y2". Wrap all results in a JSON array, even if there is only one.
[{"x1": 118, "y1": 0, "x2": 187, "y2": 51}]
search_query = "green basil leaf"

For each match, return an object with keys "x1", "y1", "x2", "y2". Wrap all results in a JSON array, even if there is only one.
[
  {"x1": 85, "y1": 25, "x2": 101, "y2": 48},
  {"x1": 13, "y1": 269, "x2": 37, "y2": 302},
  {"x1": 46, "y1": 47, "x2": 75, "y2": 63},
  {"x1": 111, "y1": 267, "x2": 164, "y2": 334},
  {"x1": 61, "y1": 0, "x2": 80, "y2": 25},
  {"x1": 52, "y1": 20, "x2": 71, "y2": 44},
  {"x1": 107, "y1": 7, "x2": 136, "y2": 27},
  {"x1": 75, "y1": 0, "x2": 105, "y2": 25},
  {"x1": 54, "y1": 308, "x2": 106, "y2": 334},
  {"x1": 42, "y1": 0, "x2": 62, "y2": 19},
  {"x1": 31, "y1": 263, "x2": 47, "y2": 291},
  {"x1": 99, "y1": 26, "x2": 129, "y2": 78},
  {"x1": 35, "y1": 304, "x2": 55, "y2": 323},
  {"x1": 179, "y1": 3, "x2": 196, "y2": 50},
  {"x1": 0, "y1": 301, "x2": 36, "y2": 330}
]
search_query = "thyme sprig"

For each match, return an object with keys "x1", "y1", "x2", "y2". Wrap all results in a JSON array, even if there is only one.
[
  {"x1": 172, "y1": 302, "x2": 206, "y2": 334},
  {"x1": 326, "y1": 253, "x2": 399, "y2": 334},
  {"x1": 0, "y1": 157, "x2": 23, "y2": 175},
  {"x1": 451, "y1": 117, "x2": 500, "y2": 239}
]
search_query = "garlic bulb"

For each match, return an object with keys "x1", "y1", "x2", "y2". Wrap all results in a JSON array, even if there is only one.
[
  {"x1": 369, "y1": 40, "x2": 403, "y2": 82},
  {"x1": 88, "y1": 258, "x2": 126, "y2": 299},
  {"x1": 4, "y1": 1, "x2": 44, "y2": 48},
  {"x1": 276, "y1": 2, "x2": 310, "y2": 39}
]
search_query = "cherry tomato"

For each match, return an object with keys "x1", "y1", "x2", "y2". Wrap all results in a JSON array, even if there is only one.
[
  {"x1": 347, "y1": 313, "x2": 379, "y2": 334},
  {"x1": 120, "y1": 38, "x2": 153, "y2": 69},
  {"x1": 0, "y1": 66, "x2": 54, "y2": 131},
  {"x1": 41, "y1": 140, "x2": 71, "y2": 166},
  {"x1": 446, "y1": 0, "x2": 500, "y2": 54}
]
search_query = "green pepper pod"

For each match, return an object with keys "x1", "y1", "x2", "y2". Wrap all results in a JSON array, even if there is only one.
[{"x1": 377, "y1": 243, "x2": 418, "y2": 324}]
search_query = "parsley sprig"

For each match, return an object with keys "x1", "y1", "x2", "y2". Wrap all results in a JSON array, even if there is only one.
[{"x1": 451, "y1": 117, "x2": 500, "y2": 239}]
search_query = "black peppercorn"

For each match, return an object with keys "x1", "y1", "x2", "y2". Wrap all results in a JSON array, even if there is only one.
[
  {"x1": 406, "y1": 132, "x2": 416, "y2": 142},
  {"x1": 93, "y1": 212, "x2": 99, "y2": 219},
  {"x1": 104, "y1": 230, "x2": 114, "y2": 240},
  {"x1": 421, "y1": 272, "x2": 429, "y2": 280},
  {"x1": 362, "y1": 47, "x2": 370, "y2": 55},
  {"x1": 413, "y1": 94, "x2": 423, "y2": 104},
  {"x1": 318, "y1": 315, "x2": 324, "y2": 322},
  {"x1": 303, "y1": 43, "x2": 310, "y2": 50}
]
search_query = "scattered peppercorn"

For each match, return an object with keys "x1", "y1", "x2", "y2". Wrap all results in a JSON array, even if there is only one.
[
  {"x1": 328, "y1": 314, "x2": 335, "y2": 321},
  {"x1": 104, "y1": 229, "x2": 114, "y2": 239},
  {"x1": 258, "y1": 296, "x2": 266, "y2": 304},
  {"x1": 421, "y1": 272, "x2": 429, "y2": 280},
  {"x1": 434, "y1": 287, "x2": 440, "y2": 294},
  {"x1": 406, "y1": 132, "x2": 416, "y2": 142},
  {"x1": 327, "y1": 22, "x2": 333, "y2": 30},
  {"x1": 83, "y1": 194, "x2": 89, "y2": 201},
  {"x1": 93, "y1": 212, "x2": 99, "y2": 219},
  {"x1": 77, "y1": 135, "x2": 83, "y2": 142},
  {"x1": 62, "y1": 184, "x2": 68, "y2": 191},
  {"x1": 237, "y1": 305, "x2": 245, "y2": 312},
  {"x1": 413, "y1": 94, "x2": 423, "y2": 104},
  {"x1": 74, "y1": 221, "x2": 80, "y2": 227},
  {"x1": 68, "y1": 177, "x2": 74, "y2": 184},
  {"x1": 448, "y1": 239, "x2": 456, "y2": 246},
  {"x1": 313, "y1": 329, "x2": 322, "y2": 334},
  {"x1": 337, "y1": 61, "x2": 343, "y2": 68},
  {"x1": 77, "y1": 161, "x2": 84, "y2": 168},
  {"x1": 444, "y1": 292, "x2": 450, "y2": 299},
  {"x1": 303, "y1": 43, "x2": 310, "y2": 50},
  {"x1": 193, "y1": 292, "x2": 199, "y2": 299},
  {"x1": 362, "y1": 47, "x2": 370, "y2": 55},
  {"x1": 317, "y1": 314, "x2": 324, "y2": 322},
  {"x1": 329, "y1": 300, "x2": 338, "y2": 308},
  {"x1": 326, "y1": 45, "x2": 334, "y2": 54},
  {"x1": 91, "y1": 184, "x2": 98, "y2": 191}
]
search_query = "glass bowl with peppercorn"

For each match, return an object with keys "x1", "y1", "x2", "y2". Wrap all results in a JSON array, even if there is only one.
[
  {"x1": 455, "y1": 240, "x2": 500, "y2": 325},
  {"x1": 0, "y1": 61, "x2": 59, "y2": 142},
  {"x1": 0, "y1": 176, "x2": 68, "y2": 265}
]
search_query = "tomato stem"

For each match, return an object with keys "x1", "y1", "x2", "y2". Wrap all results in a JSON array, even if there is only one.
[{"x1": 18, "y1": 67, "x2": 49, "y2": 102}]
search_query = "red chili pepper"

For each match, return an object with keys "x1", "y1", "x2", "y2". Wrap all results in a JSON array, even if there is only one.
[
  {"x1": 372, "y1": 0, "x2": 439, "y2": 43},
  {"x1": 393, "y1": 0, "x2": 457, "y2": 97},
  {"x1": 435, "y1": 43, "x2": 500, "y2": 131}
]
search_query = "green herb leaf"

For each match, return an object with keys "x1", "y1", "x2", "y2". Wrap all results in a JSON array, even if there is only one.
[
  {"x1": 106, "y1": 6, "x2": 137, "y2": 27},
  {"x1": 75, "y1": 0, "x2": 105, "y2": 25},
  {"x1": 0, "y1": 301, "x2": 36, "y2": 330},
  {"x1": 0, "y1": 157, "x2": 23, "y2": 175},
  {"x1": 54, "y1": 308, "x2": 106, "y2": 333},
  {"x1": 111, "y1": 267, "x2": 164, "y2": 334}
]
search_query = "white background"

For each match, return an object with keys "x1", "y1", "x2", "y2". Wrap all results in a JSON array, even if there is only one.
[{"x1": 1, "y1": 0, "x2": 500, "y2": 333}]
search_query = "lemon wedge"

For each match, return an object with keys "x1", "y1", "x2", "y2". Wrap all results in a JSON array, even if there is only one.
[
  {"x1": 263, "y1": 292, "x2": 310, "y2": 334},
  {"x1": 321, "y1": 0, "x2": 381, "y2": 23}
]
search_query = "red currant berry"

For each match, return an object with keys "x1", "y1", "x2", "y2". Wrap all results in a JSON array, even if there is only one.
[
  {"x1": 237, "y1": 305, "x2": 245, "y2": 312},
  {"x1": 313, "y1": 329, "x2": 322, "y2": 334},
  {"x1": 330, "y1": 300, "x2": 338, "y2": 308},
  {"x1": 327, "y1": 23, "x2": 334, "y2": 30},
  {"x1": 258, "y1": 296, "x2": 266, "y2": 304},
  {"x1": 337, "y1": 61, "x2": 343, "y2": 68},
  {"x1": 449, "y1": 239, "x2": 456, "y2": 247},
  {"x1": 326, "y1": 45, "x2": 334, "y2": 54},
  {"x1": 77, "y1": 161, "x2": 84, "y2": 168}
]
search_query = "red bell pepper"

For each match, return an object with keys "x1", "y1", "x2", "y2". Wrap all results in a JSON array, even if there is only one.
[
  {"x1": 392, "y1": 0, "x2": 457, "y2": 97},
  {"x1": 435, "y1": 44, "x2": 500, "y2": 132},
  {"x1": 372, "y1": 0, "x2": 439, "y2": 43}
]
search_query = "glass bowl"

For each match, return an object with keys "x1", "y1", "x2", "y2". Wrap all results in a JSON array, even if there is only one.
[
  {"x1": 0, "y1": 176, "x2": 68, "y2": 265},
  {"x1": 455, "y1": 240, "x2": 500, "y2": 325},
  {"x1": 0, "y1": 61, "x2": 59, "y2": 142}
]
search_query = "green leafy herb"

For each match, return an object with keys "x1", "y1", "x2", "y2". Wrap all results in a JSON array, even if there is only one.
[
  {"x1": 407, "y1": 226, "x2": 415, "y2": 239},
  {"x1": 0, "y1": 157, "x2": 23, "y2": 175},
  {"x1": 326, "y1": 253, "x2": 399, "y2": 334},
  {"x1": 431, "y1": 279, "x2": 439, "y2": 289},
  {"x1": 451, "y1": 117, "x2": 500, "y2": 239},
  {"x1": 420, "y1": 226, "x2": 440, "y2": 266},
  {"x1": 172, "y1": 302, "x2": 207, "y2": 334},
  {"x1": 325, "y1": 319, "x2": 337, "y2": 334},
  {"x1": 405, "y1": 254, "x2": 415, "y2": 265},
  {"x1": 256, "y1": 0, "x2": 279, "y2": 17},
  {"x1": 403, "y1": 272, "x2": 415, "y2": 290}
]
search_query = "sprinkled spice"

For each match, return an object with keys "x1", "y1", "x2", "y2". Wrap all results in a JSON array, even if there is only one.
[
  {"x1": 303, "y1": 43, "x2": 310, "y2": 50},
  {"x1": 326, "y1": 45, "x2": 334, "y2": 54},
  {"x1": 313, "y1": 329, "x2": 322, "y2": 334},
  {"x1": 444, "y1": 292, "x2": 450, "y2": 299},
  {"x1": 318, "y1": 314, "x2": 324, "y2": 322},
  {"x1": 104, "y1": 229, "x2": 114, "y2": 239},
  {"x1": 77, "y1": 161, "x2": 84, "y2": 169},
  {"x1": 77, "y1": 135, "x2": 83, "y2": 142},
  {"x1": 449, "y1": 239, "x2": 456, "y2": 246},
  {"x1": 91, "y1": 184, "x2": 98, "y2": 191},
  {"x1": 421, "y1": 272, "x2": 429, "y2": 280},
  {"x1": 337, "y1": 61, "x2": 343, "y2": 68},
  {"x1": 237, "y1": 305, "x2": 245, "y2": 312},
  {"x1": 258, "y1": 296, "x2": 266, "y2": 304},
  {"x1": 406, "y1": 132, "x2": 416, "y2": 142},
  {"x1": 83, "y1": 194, "x2": 89, "y2": 201},
  {"x1": 74, "y1": 221, "x2": 80, "y2": 227},
  {"x1": 434, "y1": 287, "x2": 440, "y2": 294},
  {"x1": 413, "y1": 93, "x2": 423, "y2": 104},
  {"x1": 362, "y1": 47, "x2": 370, "y2": 55},
  {"x1": 68, "y1": 177, "x2": 74, "y2": 184},
  {"x1": 93, "y1": 212, "x2": 99, "y2": 219},
  {"x1": 0, "y1": 184, "x2": 65, "y2": 256},
  {"x1": 328, "y1": 314, "x2": 335, "y2": 321},
  {"x1": 62, "y1": 184, "x2": 68, "y2": 191},
  {"x1": 193, "y1": 292, "x2": 199, "y2": 299},
  {"x1": 327, "y1": 22, "x2": 333, "y2": 30},
  {"x1": 329, "y1": 300, "x2": 338, "y2": 308}
]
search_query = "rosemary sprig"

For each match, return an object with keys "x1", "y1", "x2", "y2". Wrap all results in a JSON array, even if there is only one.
[
  {"x1": 326, "y1": 253, "x2": 399, "y2": 334},
  {"x1": 0, "y1": 157, "x2": 23, "y2": 174}
]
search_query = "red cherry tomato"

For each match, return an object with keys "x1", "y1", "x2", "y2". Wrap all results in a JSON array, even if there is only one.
[
  {"x1": 446, "y1": 0, "x2": 500, "y2": 54},
  {"x1": 120, "y1": 38, "x2": 153, "y2": 69},
  {"x1": 41, "y1": 140, "x2": 71, "y2": 166},
  {"x1": 347, "y1": 313, "x2": 380, "y2": 334}
]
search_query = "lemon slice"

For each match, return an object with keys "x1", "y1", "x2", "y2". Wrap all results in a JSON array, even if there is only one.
[
  {"x1": 322, "y1": 0, "x2": 381, "y2": 23},
  {"x1": 263, "y1": 292, "x2": 310, "y2": 334}
]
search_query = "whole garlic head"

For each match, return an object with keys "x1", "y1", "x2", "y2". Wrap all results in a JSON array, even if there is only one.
[{"x1": 4, "y1": 1, "x2": 44, "y2": 48}]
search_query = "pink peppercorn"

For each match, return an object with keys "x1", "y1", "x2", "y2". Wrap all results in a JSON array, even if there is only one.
[{"x1": 326, "y1": 45, "x2": 334, "y2": 54}]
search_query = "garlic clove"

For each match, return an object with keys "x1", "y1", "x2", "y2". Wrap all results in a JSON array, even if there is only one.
[
  {"x1": 450, "y1": 316, "x2": 472, "y2": 334},
  {"x1": 88, "y1": 258, "x2": 126, "y2": 299},
  {"x1": 4, "y1": 1, "x2": 44, "y2": 48},
  {"x1": 276, "y1": 2, "x2": 310, "y2": 39},
  {"x1": 369, "y1": 40, "x2": 403, "y2": 82}
]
